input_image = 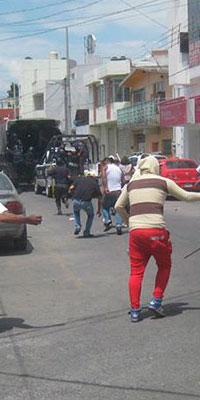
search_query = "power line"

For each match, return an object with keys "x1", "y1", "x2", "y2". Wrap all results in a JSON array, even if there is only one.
[
  {"x1": 0, "y1": 0, "x2": 105, "y2": 27},
  {"x1": 120, "y1": 0, "x2": 167, "y2": 28},
  {"x1": 0, "y1": 0, "x2": 82, "y2": 16}
]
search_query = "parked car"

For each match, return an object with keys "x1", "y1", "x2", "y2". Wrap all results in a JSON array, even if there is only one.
[
  {"x1": 0, "y1": 171, "x2": 27, "y2": 250},
  {"x1": 128, "y1": 152, "x2": 166, "y2": 167},
  {"x1": 159, "y1": 157, "x2": 200, "y2": 191}
]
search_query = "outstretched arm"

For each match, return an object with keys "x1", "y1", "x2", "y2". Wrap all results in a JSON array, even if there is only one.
[{"x1": 0, "y1": 212, "x2": 42, "y2": 225}]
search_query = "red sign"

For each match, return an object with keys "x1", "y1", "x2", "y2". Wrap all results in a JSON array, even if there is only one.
[
  {"x1": 0, "y1": 108, "x2": 15, "y2": 121},
  {"x1": 195, "y1": 96, "x2": 200, "y2": 123},
  {"x1": 189, "y1": 41, "x2": 200, "y2": 68},
  {"x1": 159, "y1": 97, "x2": 187, "y2": 127}
]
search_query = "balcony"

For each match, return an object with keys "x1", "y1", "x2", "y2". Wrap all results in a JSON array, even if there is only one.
[{"x1": 117, "y1": 99, "x2": 159, "y2": 128}]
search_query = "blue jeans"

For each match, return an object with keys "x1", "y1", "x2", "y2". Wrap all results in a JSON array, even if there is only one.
[
  {"x1": 102, "y1": 191, "x2": 122, "y2": 227},
  {"x1": 102, "y1": 207, "x2": 122, "y2": 227},
  {"x1": 73, "y1": 199, "x2": 94, "y2": 235}
]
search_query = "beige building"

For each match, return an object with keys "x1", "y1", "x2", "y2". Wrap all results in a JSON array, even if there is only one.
[
  {"x1": 85, "y1": 58, "x2": 131, "y2": 158},
  {"x1": 117, "y1": 50, "x2": 173, "y2": 156}
]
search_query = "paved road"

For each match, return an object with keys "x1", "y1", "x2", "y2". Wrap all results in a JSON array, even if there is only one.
[{"x1": 0, "y1": 192, "x2": 200, "y2": 400}]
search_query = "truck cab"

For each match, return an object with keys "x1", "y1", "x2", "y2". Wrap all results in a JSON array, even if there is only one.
[{"x1": 34, "y1": 134, "x2": 99, "y2": 196}]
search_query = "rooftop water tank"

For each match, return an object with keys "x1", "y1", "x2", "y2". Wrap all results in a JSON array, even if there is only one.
[{"x1": 49, "y1": 51, "x2": 59, "y2": 60}]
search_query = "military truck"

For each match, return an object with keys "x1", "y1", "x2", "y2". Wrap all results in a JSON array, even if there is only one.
[
  {"x1": 34, "y1": 134, "x2": 99, "y2": 196},
  {"x1": 4, "y1": 118, "x2": 61, "y2": 186}
]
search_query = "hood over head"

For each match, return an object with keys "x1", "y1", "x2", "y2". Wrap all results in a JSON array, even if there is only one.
[{"x1": 138, "y1": 156, "x2": 160, "y2": 175}]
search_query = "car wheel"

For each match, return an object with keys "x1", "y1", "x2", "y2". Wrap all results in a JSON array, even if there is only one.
[
  {"x1": 34, "y1": 182, "x2": 43, "y2": 194},
  {"x1": 14, "y1": 226, "x2": 27, "y2": 251}
]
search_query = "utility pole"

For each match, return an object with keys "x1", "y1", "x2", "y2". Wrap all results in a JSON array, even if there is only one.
[
  {"x1": 13, "y1": 82, "x2": 16, "y2": 120},
  {"x1": 64, "y1": 27, "x2": 72, "y2": 135}
]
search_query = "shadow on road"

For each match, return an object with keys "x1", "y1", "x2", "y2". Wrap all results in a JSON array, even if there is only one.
[
  {"x1": 140, "y1": 301, "x2": 200, "y2": 321},
  {"x1": 0, "y1": 317, "x2": 66, "y2": 334},
  {"x1": 163, "y1": 301, "x2": 200, "y2": 317},
  {"x1": 0, "y1": 318, "x2": 34, "y2": 333},
  {"x1": 0, "y1": 240, "x2": 34, "y2": 256}
]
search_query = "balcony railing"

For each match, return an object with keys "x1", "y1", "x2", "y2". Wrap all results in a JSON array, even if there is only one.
[{"x1": 117, "y1": 99, "x2": 159, "y2": 127}]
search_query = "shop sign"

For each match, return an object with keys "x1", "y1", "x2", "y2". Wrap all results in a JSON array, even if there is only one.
[{"x1": 159, "y1": 97, "x2": 187, "y2": 127}]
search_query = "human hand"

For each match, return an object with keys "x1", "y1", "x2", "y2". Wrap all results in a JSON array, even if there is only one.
[
  {"x1": 96, "y1": 211, "x2": 101, "y2": 217},
  {"x1": 26, "y1": 215, "x2": 43, "y2": 225}
]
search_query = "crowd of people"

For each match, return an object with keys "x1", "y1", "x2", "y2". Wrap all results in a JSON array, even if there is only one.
[
  {"x1": 2, "y1": 151, "x2": 200, "y2": 324},
  {"x1": 49, "y1": 152, "x2": 200, "y2": 323}
]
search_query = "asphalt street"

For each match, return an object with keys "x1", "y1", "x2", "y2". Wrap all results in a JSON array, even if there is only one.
[{"x1": 0, "y1": 191, "x2": 200, "y2": 400}]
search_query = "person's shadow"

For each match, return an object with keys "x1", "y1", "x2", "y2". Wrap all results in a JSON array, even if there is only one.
[
  {"x1": 0, "y1": 317, "x2": 34, "y2": 333},
  {"x1": 141, "y1": 302, "x2": 200, "y2": 320},
  {"x1": 0, "y1": 317, "x2": 66, "y2": 334}
]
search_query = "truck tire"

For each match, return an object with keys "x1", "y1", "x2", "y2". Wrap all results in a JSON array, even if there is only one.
[
  {"x1": 34, "y1": 182, "x2": 43, "y2": 194},
  {"x1": 45, "y1": 184, "x2": 52, "y2": 197}
]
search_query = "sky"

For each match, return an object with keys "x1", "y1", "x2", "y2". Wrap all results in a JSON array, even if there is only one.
[{"x1": 0, "y1": 0, "x2": 169, "y2": 98}]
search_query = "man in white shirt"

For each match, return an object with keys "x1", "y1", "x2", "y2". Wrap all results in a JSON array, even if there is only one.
[
  {"x1": 0, "y1": 202, "x2": 42, "y2": 225},
  {"x1": 101, "y1": 156, "x2": 123, "y2": 235}
]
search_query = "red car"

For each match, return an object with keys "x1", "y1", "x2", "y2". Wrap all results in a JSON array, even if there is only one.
[{"x1": 159, "y1": 157, "x2": 200, "y2": 191}]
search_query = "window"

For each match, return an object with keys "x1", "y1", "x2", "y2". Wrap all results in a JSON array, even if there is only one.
[
  {"x1": 133, "y1": 88, "x2": 145, "y2": 103},
  {"x1": 166, "y1": 160, "x2": 197, "y2": 169},
  {"x1": 33, "y1": 93, "x2": 44, "y2": 110},
  {"x1": 152, "y1": 142, "x2": 159, "y2": 152},
  {"x1": 153, "y1": 81, "x2": 165, "y2": 100},
  {"x1": 111, "y1": 79, "x2": 130, "y2": 102},
  {"x1": 0, "y1": 174, "x2": 13, "y2": 191},
  {"x1": 162, "y1": 139, "x2": 171, "y2": 156},
  {"x1": 97, "y1": 84, "x2": 105, "y2": 107}
]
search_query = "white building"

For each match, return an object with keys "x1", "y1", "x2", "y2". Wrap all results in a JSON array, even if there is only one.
[
  {"x1": 166, "y1": 0, "x2": 200, "y2": 161},
  {"x1": 19, "y1": 51, "x2": 77, "y2": 131},
  {"x1": 85, "y1": 58, "x2": 131, "y2": 158},
  {"x1": 19, "y1": 51, "x2": 104, "y2": 135}
]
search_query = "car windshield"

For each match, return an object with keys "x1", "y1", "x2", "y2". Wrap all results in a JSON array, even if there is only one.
[
  {"x1": 166, "y1": 160, "x2": 197, "y2": 169},
  {"x1": 129, "y1": 157, "x2": 138, "y2": 166},
  {"x1": 0, "y1": 174, "x2": 13, "y2": 191}
]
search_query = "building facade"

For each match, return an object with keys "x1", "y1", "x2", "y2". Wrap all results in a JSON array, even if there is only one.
[
  {"x1": 117, "y1": 50, "x2": 173, "y2": 156},
  {"x1": 85, "y1": 58, "x2": 131, "y2": 158},
  {"x1": 19, "y1": 51, "x2": 77, "y2": 131},
  {"x1": 161, "y1": 0, "x2": 200, "y2": 162}
]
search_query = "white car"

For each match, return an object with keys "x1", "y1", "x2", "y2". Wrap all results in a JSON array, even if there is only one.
[{"x1": 0, "y1": 171, "x2": 27, "y2": 250}]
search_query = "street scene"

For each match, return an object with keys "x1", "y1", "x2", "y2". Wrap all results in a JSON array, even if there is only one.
[
  {"x1": 0, "y1": 192, "x2": 200, "y2": 400},
  {"x1": 1, "y1": 0, "x2": 200, "y2": 399}
]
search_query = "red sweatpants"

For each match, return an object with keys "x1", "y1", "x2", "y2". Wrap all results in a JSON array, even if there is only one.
[{"x1": 129, "y1": 228, "x2": 172, "y2": 309}]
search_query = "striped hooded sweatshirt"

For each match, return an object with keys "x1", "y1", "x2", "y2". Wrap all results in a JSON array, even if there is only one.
[{"x1": 115, "y1": 156, "x2": 200, "y2": 230}]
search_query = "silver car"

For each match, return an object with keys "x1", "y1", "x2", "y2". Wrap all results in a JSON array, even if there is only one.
[{"x1": 0, "y1": 171, "x2": 27, "y2": 250}]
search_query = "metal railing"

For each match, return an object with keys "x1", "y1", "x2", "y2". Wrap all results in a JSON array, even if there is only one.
[{"x1": 117, "y1": 99, "x2": 159, "y2": 127}]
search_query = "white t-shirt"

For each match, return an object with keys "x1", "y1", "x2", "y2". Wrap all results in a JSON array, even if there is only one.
[
  {"x1": 0, "y1": 202, "x2": 7, "y2": 214},
  {"x1": 106, "y1": 164, "x2": 122, "y2": 191}
]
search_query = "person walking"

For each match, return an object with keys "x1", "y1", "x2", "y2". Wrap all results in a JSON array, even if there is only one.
[
  {"x1": 115, "y1": 156, "x2": 200, "y2": 322},
  {"x1": 71, "y1": 173, "x2": 102, "y2": 238},
  {"x1": 48, "y1": 158, "x2": 71, "y2": 215},
  {"x1": 101, "y1": 156, "x2": 123, "y2": 235},
  {"x1": 119, "y1": 156, "x2": 134, "y2": 186}
]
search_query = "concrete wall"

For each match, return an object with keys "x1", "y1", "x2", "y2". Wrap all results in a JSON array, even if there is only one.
[{"x1": 19, "y1": 55, "x2": 70, "y2": 119}]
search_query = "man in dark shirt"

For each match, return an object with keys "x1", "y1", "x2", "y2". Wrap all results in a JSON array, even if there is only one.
[
  {"x1": 48, "y1": 158, "x2": 71, "y2": 215},
  {"x1": 71, "y1": 174, "x2": 102, "y2": 238}
]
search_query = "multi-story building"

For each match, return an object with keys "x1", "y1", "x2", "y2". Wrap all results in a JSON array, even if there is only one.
[
  {"x1": 85, "y1": 58, "x2": 131, "y2": 158},
  {"x1": 117, "y1": 50, "x2": 173, "y2": 156},
  {"x1": 161, "y1": 0, "x2": 200, "y2": 161},
  {"x1": 19, "y1": 51, "x2": 103, "y2": 135},
  {"x1": 19, "y1": 51, "x2": 77, "y2": 131}
]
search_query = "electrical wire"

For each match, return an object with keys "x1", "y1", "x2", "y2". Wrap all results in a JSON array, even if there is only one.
[
  {"x1": 0, "y1": 0, "x2": 105, "y2": 27},
  {"x1": 0, "y1": 0, "x2": 82, "y2": 16}
]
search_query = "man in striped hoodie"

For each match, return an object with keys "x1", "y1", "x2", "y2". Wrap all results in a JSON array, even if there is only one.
[{"x1": 115, "y1": 156, "x2": 200, "y2": 322}]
